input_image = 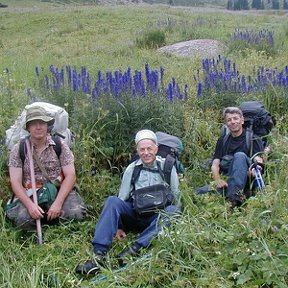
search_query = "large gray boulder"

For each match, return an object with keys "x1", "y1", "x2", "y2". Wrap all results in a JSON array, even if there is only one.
[{"x1": 157, "y1": 39, "x2": 226, "y2": 58}]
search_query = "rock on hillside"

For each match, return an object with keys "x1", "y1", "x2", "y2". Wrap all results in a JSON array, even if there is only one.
[
  {"x1": 97, "y1": 0, "x2": 143, "y2": 3},
  {"x1": 157, "y1": 39, "x2": 226, "y2": 58}
]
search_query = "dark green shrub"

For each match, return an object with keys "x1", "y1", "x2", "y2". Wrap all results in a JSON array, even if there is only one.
[{"x1": 135, "y1": 29, "x2": 166, "y2": 49}]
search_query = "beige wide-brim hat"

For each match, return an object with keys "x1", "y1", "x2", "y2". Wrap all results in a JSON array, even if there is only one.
[
  {"x1": 135, "y1": 129, "x2": 158, "y2": 145},
  {"x1": 24, "y1": 106, "x2": 55, "y2": 130}
]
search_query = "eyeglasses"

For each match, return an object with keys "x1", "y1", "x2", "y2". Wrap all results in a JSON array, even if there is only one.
[{"x1": 137, "y1": 146, "x2": 156, "y2": 154}]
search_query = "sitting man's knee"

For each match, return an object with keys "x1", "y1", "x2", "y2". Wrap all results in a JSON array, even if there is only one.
[
  {"x1": 164, "y1": 205, "x2": 180, "y2": 214},
  {"x1": 62, "y1": 190, "x2": 87, "y2": 220},
  {"x1": 234, "y1": 152, "x2": 248, "y2": 159},
  {"x1": 62, "y1": 206, "x2": 86, "y2": 220},
  {"x1": 233, "y1": 152, "x2": 250, "y2": 166},
  {"x1": 13, "y1": 213, "x2": 35, "y2": 229},
  {"x1": 105, "y1": 195, "x2": 122, "y2": 207}
]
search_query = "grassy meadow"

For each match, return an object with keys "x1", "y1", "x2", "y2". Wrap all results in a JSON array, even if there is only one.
[{"x1": 0, "y1": 0, "x2": 288, "y2": 287}]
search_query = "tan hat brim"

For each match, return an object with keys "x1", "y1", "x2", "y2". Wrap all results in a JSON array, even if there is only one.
[{"x1": 24, "y1": 117, "x2": 55, "y2": 130}]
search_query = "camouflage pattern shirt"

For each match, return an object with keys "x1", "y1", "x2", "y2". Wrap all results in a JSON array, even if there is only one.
[{"x1": 8, "y1": 135, "x2": 74, "y2": 188}]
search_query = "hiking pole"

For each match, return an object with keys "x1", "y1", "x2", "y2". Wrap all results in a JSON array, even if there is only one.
[{"x1": 25, "y1": 139, "x2": 43, "y2": 245}]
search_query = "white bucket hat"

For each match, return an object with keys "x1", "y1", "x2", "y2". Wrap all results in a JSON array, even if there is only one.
[{"x1": 135, "y1": 129, "x2": 158, "y2": 145}]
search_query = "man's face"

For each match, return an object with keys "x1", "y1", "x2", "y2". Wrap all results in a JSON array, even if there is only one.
[
  {"x1": 225, "y1": 112, "x2": 244, "y2": 134},
  {"x1": 137, "y1": 139, "x2": 158, "y2": 166},
  {"x1": 27, "y1": 120, "x2": 48, "y2": 141}
]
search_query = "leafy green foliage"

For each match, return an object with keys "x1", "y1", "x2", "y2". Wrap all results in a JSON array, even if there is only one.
[
  {"x1": 135, "y1": 29, "x2": 166, "y2": 48},
  {"x1": 33, "y1": 64, "x2": 186, "y2": 170}
]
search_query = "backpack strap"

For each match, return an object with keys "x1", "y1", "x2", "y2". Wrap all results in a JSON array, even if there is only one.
[
  {"x1": 222, "y1": 133, "x2": 230, "y2": 155},
  {"x1": 130, "y1": 158, "x2": 173, "y2": 188},
  {"x1": 156, "y1": 161, "x2": 166, "y2": 183},
  {"x1": 52, "y1": 135, "x2": 62, "y2": 158},
  {"x1": 131, "y1": 164, "x2": 143, "y2": 189},
  {"x1": 162, "y1": 154, "x2": 175, "y2": 185},
  {"x1": 19, "y1": 138, "x2": 27, "y2": 166},
  {"x1": 19, "y1": 135, "x2": 62, "y2": 165},
  {"x1": 245, "y1": 124, "x2": 254, "y2": 157}
]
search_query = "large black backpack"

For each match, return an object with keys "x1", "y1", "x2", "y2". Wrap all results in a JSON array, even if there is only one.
[
  {"x1": 223, "y1": 101, "x2": 275, "y2": 156},
  {"x1": 240, "y1": 101, "x2": 274, "y2": 140}
]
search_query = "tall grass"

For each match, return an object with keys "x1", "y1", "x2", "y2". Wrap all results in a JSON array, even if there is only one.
[
  {"x1": 1, "y1": 1, "x2": 288, "y2": 287},
  {"x1": 33, "y1": 64, "x2": 186, "y2": 169}
]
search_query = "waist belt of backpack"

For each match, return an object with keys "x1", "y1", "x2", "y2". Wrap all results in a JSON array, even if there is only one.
[{"x1": 26, "y1": 183, "x2": 44, "y2": 189}]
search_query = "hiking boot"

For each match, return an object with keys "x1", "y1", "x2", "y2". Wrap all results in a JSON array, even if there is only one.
[
  {"x1": 227, "y1": 198, "x2": 242, "y2": 209},
  {"x1": 194, "y1": 185, "x2": 211, "y2": 194},
  {"x1": 116, "y1": 243, "x2": 141, "y2": 267},
  {"x1": 75, "y1": 252, "x2": 106, "y2": 275}
]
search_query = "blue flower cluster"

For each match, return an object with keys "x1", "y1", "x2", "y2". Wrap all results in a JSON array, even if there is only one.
[
  {"x1": 196, "y1": 56, "x2": 288, "y2": 96},
  {"x1": 35, "y1": 64, "x2": 187, "y2": 102},
  {"x1": 231, "y1": 28, "x2": 274, "y2": 47}
]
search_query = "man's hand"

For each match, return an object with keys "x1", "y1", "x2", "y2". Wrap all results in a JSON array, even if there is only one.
[
  {"x1": 211, "y1": 159, "x2": 228, "y2": 190},
  {"x1": 216, "y1": 179, "x2": 228, "y2": 189},
  {"x1": 250, "y1": 156, "x2": 264, "y2": 176},
  {"x1": 47, "y1": 200, "x2": 63, "y2": 220},
  {"x1": 27, "y1": 202, "x2": 45, "y2": 220},
  {"x1": 254, "y1": 156, "x2": 263, "y2": 164},
  {"x1": 115, "y1": 229, "x2": 127, "y2": 241}
]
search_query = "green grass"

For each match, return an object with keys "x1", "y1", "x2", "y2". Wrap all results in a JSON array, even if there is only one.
[
  {"x1": 1, "y1": 1, "x2": 288, "y2": 287},
  {"x1": 1, "y1": 1, "x2": 287, "y2": 84}
]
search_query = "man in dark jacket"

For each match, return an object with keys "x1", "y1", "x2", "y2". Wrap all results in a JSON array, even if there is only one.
[{"x1": 211, "y1": 107, "x2": 264, "y2": 208}]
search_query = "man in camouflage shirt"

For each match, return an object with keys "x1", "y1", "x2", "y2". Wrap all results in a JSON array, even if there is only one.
[{"x1": 6, "y1": 105, "x2": 86, "y2": 228}]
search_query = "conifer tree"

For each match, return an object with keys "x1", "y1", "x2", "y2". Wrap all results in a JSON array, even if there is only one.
[
  {"x1": 272, "y1": 0, "x2": 280, "y2": 8},
  {"x1": 240, "y1": 0, "x2": 249, "y2": 9},
  {"x1": 227, "y1": 0, "x2": 234, "y2": 9},
  {"x1": 252, "y1": 0, "x2": 264, "y2": 9}
]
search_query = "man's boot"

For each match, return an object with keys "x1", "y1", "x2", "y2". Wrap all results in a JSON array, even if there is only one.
[
  {"x1": 75, "y1": 251, "x2": 106, "y2": 275},
  {"x1": 116, "y1": 243, "x2": 141, "y2": 267}
]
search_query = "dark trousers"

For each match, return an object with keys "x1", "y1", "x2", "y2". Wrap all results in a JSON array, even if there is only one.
[
  {"x1": 220, "y1": 152, "x2": 251, "y2": 202},
  {"x1": 91, "y1": 196, "x2": 179, "y2": 253}
]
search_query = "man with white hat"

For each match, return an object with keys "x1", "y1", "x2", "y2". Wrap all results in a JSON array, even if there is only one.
[
  {"x1": 76, "y1": 129, "x2": 181, "y2": 275},
  {"x1": 6, "y1": 105, "x2": 86, "y2": 228}
]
